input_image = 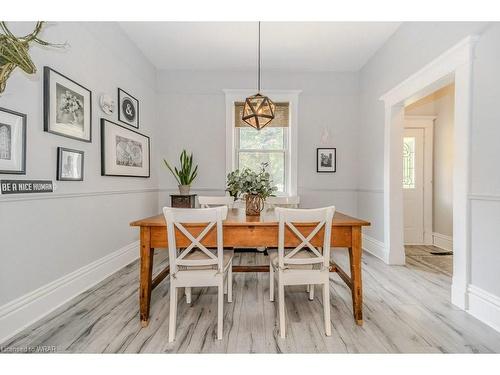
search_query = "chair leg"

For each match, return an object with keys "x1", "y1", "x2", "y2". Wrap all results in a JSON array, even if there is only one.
[
  {"x1": 227, "y1": 262, "x2": 233, "y2": 303},
  {"x1": 323, "y1": 281, "x2": 331, "y2": 336},
  {"x1": 169, "y1": 283, "x2": 178, "y2": 342},
  {"x1": 185, "y1": 287, "x2": 192, "y2": 304},
  {"x1": 278, "y1": 277, "x2": 286, "y2": 338},
  {"x1": 309, "y1": 284, "x2": 314, "y2": 301},
  {"x1": 306, "y1": 284, "x2": 310, "y2": 293},
  {"x1": 269, "y1": 263, "x2": 275, "y2": 301},
  {"x1": 217, "y1": 279, "x2": 224, "y2": 340}
]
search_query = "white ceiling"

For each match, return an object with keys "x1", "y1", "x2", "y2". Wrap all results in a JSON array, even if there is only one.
[{"x1": 119, "y1": 22, "x2": 401, "y2": 72}]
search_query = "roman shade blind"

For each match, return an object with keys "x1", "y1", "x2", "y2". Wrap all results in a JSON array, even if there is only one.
[{"x1": 235, "y1": 102, "x2": 289, "y2": 127}]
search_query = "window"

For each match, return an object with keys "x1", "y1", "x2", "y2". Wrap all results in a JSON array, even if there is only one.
[
  {"x1": 234, "y1": 102, "x2": 289, "y2": 194},
  {"x1": 403, "y1": 136, "x2": 416, "y2": 189}
]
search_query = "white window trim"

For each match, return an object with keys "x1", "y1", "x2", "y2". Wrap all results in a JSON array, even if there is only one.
[{"x1": 224, "y1": 89, "x2": 301, "y2": 197}]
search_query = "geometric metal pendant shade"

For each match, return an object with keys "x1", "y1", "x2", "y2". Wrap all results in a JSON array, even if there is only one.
[
  {"x1": 242, "y1": 22, "x2": 275, "y2": 130},
  {"x1": 242, "y1": 93, "x2": 276, "y2": 130}
]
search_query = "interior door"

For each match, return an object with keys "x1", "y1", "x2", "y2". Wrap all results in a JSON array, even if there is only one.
[{"x1": 403, "y1": 128, "x2": 425, "y2": 244}]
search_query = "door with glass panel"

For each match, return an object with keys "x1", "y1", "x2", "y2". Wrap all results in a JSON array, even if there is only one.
[{"x1": 403, "y1": 128, "x2": 425, "y2": 244}]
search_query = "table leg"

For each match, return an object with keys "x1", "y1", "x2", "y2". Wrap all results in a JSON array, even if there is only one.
[
  {"x1": 140, "y1": 227, "x2": 154, "y2": 327},
  {"x1": 348, "y1": 226, "x2": 363, "y2": 325}
]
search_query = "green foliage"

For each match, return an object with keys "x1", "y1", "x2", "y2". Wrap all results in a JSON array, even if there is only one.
[
  {"x1": 163, "y1": 150, "x2": 198, "y2": 186},
  {"x1": 226, "y1": 162, "x2": 278, "y2": 199}
]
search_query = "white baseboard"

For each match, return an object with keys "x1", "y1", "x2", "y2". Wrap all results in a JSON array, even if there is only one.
[
  {"x1": 362, "y1": 234, "x2": 389, "y2": 263},
  {"x1": 0, "y1": 241, "x2": 139, "y2": 344},
  {"x1": 432, "y1": 232, "x2": 453, "y2": 252},
  {"x1": 467, "y1": 285, "x2": 500, "y2": 333}
]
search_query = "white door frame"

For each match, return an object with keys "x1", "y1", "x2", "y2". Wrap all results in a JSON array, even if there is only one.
[
  {"x1": 379, "y1": 35, "x2": 479, "y2": 310},
  {"x1": 404, "y1": 116, "x2": 435, "y2": 245}
]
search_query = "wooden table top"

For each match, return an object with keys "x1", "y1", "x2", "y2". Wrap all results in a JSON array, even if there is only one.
[{"x1": 130, "y1": 208, "x2": 370, "y2": 228}]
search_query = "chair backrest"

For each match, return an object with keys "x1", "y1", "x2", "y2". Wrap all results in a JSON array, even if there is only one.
[
  {"x1": 163, "y1": 206, "x2": 228, "y2": 274},
  {"x1": 266, "y1": 196, "x2": 300, "y2": 209},
  {"x1": 198, "y1": 195, "x2": 235, "y2": 208},
  {"x1": 275, "y1": 206, "x2": 335, "y2": 270}
]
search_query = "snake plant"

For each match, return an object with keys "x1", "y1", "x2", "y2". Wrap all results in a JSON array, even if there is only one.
[{"x1": 163, "y1": 150, "x2": 198, "y2": 186}]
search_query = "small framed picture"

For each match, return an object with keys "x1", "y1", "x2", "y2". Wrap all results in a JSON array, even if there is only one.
[
  {"x1": 118, "y1": 88, "x2": 139, "y2": 128},
  {"x1": 0, "y1": 107, "x2": 27, "y2": 174},
  {"x1": 44, "y1": 67, "x2": 92, "y2": 142},
  {"x1": 316, "y1": 148, "x2": 336, "y2": 173},
  {"x1": 57, "y1": 147, "x2": 84, "y2": 181},
  {"x1": 101, "y1": 118, "x2": 150, "y2": 178}
]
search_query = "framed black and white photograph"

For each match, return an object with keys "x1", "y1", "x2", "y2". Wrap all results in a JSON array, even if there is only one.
[
  {"x1": 316, "y1": 148, "x2": 336, "y2": 173},
  {"x1": 118, "y1": 88, "x2": 139, "y2": 128},
  {"x1": 44, "y1": 67, "x2": 92, "y2": 142},
  {"x1": 0, "y1": 107, "x2": 26, "y2": 175},
  {"x1": 101, "y1": 118, "x2": 150, "y2": 177},
  {"x1": 57, "y1": 147, "x2": 84, "y2": 181}
]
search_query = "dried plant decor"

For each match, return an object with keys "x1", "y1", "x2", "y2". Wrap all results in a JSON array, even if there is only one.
[{"x1": 0, "y1": 21, "x2": 64, "y2": 93}]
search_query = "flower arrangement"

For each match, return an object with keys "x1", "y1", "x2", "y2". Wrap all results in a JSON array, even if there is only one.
[
  {"x1": 59, "y1": 90, "x2": 83, "y2": 114},
  {"x1": 226, "y1": 163, "x2": 277, "y2": 215}
]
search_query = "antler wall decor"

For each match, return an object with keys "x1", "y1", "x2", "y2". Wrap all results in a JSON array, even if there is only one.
[{"x1": 0, "y1": 21, "x2": 65, "y2": 93}]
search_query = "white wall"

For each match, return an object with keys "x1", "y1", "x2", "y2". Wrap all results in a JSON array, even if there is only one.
[
  {"x1": 156, "y1": 70, "x2": 360, "y2": 215},
  {"x1": 405, "y1": 85, "x2": 455, "y2": 238},
  {"x1": 358, "y1": 21, "x2": 500, "y2": 328},
  {"x1": 0, "y1": 22, "x2": 159, "y2": 306}
]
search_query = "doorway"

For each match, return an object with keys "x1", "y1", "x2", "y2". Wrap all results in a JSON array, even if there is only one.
[
  {"x1": 380, "y1": 35, "x2": 478, "y2": 309},
  {"x1": 402, "y1": 85, "x2": 455, "y2": 276}
]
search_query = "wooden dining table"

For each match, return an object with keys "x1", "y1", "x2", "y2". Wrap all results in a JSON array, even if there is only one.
[{"x1": 130, "y1": 208, "x2": 370, "y2": 328}]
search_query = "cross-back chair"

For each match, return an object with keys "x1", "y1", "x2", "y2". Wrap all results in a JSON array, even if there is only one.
[
  {"x1": 269, "y1": 206, "x2": 335, "y2": 338},
  {"x1": 198, "y1": 195, "x2": 235, "y2": 208},
  {"x1": 163, "y1": 206, "x2": 233, "y2": 342}
]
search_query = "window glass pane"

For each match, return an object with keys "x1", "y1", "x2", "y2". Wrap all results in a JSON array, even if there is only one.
[
  {"x1": 239, "y1": 127, "x2": 284, "y2": 150},
  {"x1": 403, "y1": 137, "x2": 416, "y2": 189},
  {"x1": 238, "y1": 152, "x2": 285, "y2": 193}
]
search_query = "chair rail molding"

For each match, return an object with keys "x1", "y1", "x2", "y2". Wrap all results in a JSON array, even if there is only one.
[
  {"x1": 379, "y1": 34, "x2": 480, "y2": 312},
  {"x1": 0, "y1": 241, "x2": 140, "y2": 344}
]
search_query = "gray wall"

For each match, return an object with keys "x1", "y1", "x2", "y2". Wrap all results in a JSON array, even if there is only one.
[
  {"x1": 156, "y1": 70, "x2": 360, "y2": 215},
  {"x1": 358, "y1": 21, "x2": 500, "y2": 297},
  {"x1": 0, "y1": 22, "x2": 159, "y2": 305}
]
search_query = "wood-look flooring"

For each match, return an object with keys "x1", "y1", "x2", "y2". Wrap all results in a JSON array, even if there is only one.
[
  {"x1": 2, "y1": 249, "x2": 499, "y2": 353},
  {"x1": 405, "y1": 245, "x2": 453, "y2": 276}
]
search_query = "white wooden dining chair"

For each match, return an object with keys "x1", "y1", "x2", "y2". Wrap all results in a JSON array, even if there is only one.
[
  {"x1": 198, "y1": 195, "x2": 235, "y2": 208},
  {"x1": 268, "y1": 206, "x2": 335, "y2": 338},
  {"x1": 163, "y1": 206, "x2": 233, "y2": 342},
  {"x1": 265, "y1": 196, "x2": 300, "y2": 209}
]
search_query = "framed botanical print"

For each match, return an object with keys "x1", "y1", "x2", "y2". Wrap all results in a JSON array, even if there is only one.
[
  {"x1": 57, "y1": 147, "x2": 84, "y2": 181},
  {"x1": 44, "y1": 67, "x2": 92, "y2": 142},
  {"x1": 101, "y1": 118, "x2": 150, "y2": 178},
  {"x1": 316, "y1": 148, "x2": 336, "y2": 173},
  {"x1": 118, "y1": 88, "x2": 139, "y2": 128},
  {"x1": 0, "y1": 107, "x2": 26, "y2": 174}
]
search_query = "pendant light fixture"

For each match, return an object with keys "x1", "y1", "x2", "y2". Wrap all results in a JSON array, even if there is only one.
[{"x1": 242, "y1": 21, "x2": 275, "y2": 130}]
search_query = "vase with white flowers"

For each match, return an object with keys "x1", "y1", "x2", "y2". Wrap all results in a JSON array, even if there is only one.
[
  {"x1": 163, "y1": 150, "x2": 198, "y2": 195},
  {"x1": 226, "y1": 163, "x2": 277, "y2": 215}
]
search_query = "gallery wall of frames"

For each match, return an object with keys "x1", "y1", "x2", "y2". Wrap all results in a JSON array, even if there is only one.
[{"x1": 0, "y1": 66, "x2": 151, "y2": 184}]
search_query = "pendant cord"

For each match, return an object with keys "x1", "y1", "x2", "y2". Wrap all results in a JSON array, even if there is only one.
[{"x1": 258, "y1": 21, "x2": 261, "y2": 93}]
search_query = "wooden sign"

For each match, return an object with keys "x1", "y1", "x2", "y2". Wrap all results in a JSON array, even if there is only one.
[{"x1": 0, "y1": 180, "x2": 53, "y2": 194}]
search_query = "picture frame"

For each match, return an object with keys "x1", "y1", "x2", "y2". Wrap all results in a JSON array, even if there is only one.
[
  {"x1": 316, "y1": 148, "x2": 336, "y2": 173},
  {"x1": 101, "y1": 118, "x2": 150, "y2": 178},
  {"x1": 118, "y1": 88, "x2": 139, "y2": 128},
  {"x1": 0, "y1": 107, "x2": 27, "y2": 175},
  {"x1": 57, "y1": 147, "x2": 84, "y2": 181},
  {"x1": 44, "y1": 67, "x2": 92, "y2": 142}
]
